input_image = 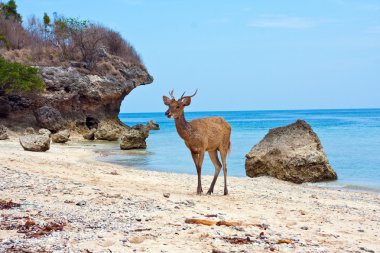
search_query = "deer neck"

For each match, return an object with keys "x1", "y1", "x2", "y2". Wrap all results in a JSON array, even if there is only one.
[{"x1": 174, "y1": 112, "x2": 191, "y2": 140}]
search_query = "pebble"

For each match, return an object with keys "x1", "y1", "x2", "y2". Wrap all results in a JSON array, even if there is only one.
[
  {"x1": 163, "y1": 193, "x2": 170, "y2": 198},
  {"x1": 300, "y1": 226, "x2": 309, "y2": 230},
  {"x1": 76, "y1": 200, "x2": 86, "y2": 206}
]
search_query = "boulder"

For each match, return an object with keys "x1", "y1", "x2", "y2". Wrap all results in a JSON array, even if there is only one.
[
  {"x1": 38, "y1": 128, "x2": 51, "y2": 137},
  {"x1": 120, "y1": 128, "x2": 149, "y2": 150},
  {"x1": 52, "y1": 129, "x2": 70, "y2": 143},
  {"x1": 146, "y1": 120, "x2": 159, "y2": 130},
  {"x1": 34, "y1": 106, "x2": 64, "y2": 132},
  {"x1": 24, "y1": 127, "x2": 36, "y2": 135},
  {"x1": 245, "y1": 120, "x2": 337, "y2": 184},
  {"x1": 0, "y1": 125, "x2": 9, "y2": 140},
  {"x1": 0, "y1": 97, "x2": 11, "y2": 118},
  {"x1": 83, "y1": 128, "x2": 96, "y2": 140},
  {"x1": 94, "y1": 123, "x2": 120, "y2": 141},
  {"x1": 19, "y1": 134, "x2": 50, "y2": 152}
]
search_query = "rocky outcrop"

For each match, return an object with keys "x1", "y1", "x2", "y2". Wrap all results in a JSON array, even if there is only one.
[
  {"x1": 83, "y1": 128, "x2": 96, "y2": 140},
  {"x1": 34, "y1": 106, "x2": 65, "y2": 132},
  {"x1": 19, "y1": 134, "x2": 50, "y2": 152},
  {"x1": 146, "y1": 120, "x2": 159, "y2": 130},
  {"x1": 0, "y1": 54, "x2": 153, "y2": 133},
  {"x1": 0, "y1": 97, "x2": 10, "y2": 118},
  {"x1": 24, "y1": 127, "x2": 36, "y2": 135},
  {"x1": 94, "y1": 122, "x2": 121, "y2": 141},
  {"x1": 52, "y1": 129, "x2": 70, "y2": 143},
  {"x1": 38, "y1": 128, "x2": 51, "y2": 137},
  {"x1": 245, "y1": 120, "x2": 337, "y2": 184},
  {"x1": 120, "y1": 128, "x2": 149, "y2": 150},
  {"x1": 0, "y1": 125, "x2": 9, "y2": 140}
]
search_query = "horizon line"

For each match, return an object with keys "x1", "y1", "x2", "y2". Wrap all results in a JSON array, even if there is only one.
[{"x1": 120, "y1": 107, "x2": 380, "y2": 114}]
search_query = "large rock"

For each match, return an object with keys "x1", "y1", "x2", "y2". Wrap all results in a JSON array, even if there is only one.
[
  {"x1": 0, "y1": 125, "x2": 9, "y2": 140},
  {"x1": 0, "y1": 53, "x2": 153, "y2": 135},
  {"x1": 245, "y1": 120, "x2": 337, "y2": 183},
  {"x1": 120, "y1": 128, "x2": 149, "y2": 150},
  {"x1": 19, "y1": 134, "x2": 50, "y2": 152},
  {"x1": 83, "y1": 128, "x2": 96, "y2": 140},
  {"x1": 34, "y1": 106, "x2": 64, "y2": 132},
  {"x1": 52, "y1": 129, "x2": 70, "y2": 143},
  {"x1": 94, "y1": 123, "x2": 121, "y2": 141},
  {"x1": 38, "y1": 128, "x2": 51, "y2": 137},
  {"x1": 146, "y1": 120, "x2": 159, "y2": 130}
]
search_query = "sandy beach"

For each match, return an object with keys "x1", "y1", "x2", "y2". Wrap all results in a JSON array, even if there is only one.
[{"x1": 1, "y1": 138, "x2": 379, "y2": 253}]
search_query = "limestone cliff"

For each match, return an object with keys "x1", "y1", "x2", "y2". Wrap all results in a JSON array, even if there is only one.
[{"x1": 0, "y1": 55, "x2": 153, "y2": 132}]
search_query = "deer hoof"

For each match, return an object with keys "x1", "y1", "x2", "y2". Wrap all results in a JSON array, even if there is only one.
[{"x1": 224, "y1": 189, "x2": 228, "y2": 195}]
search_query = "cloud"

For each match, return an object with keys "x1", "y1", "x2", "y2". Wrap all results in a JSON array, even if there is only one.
[{"x1": 249, "y1": 17, "x2": 328, "y2": 29}]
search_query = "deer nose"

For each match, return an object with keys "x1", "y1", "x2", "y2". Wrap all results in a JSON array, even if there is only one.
[{"x1": 165, "y1": 110, "x2": 170, "y2": 118}]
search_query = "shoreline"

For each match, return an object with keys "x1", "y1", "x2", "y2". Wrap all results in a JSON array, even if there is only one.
[
  {"x1": 1, "y1": 138, "x2": 379, "y2": 252},
  {"x1": 94, "y1": 141, "x2": 380, "y2": 195}
]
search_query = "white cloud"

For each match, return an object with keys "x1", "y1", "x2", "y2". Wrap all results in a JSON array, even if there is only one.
[{"x1": 249, "y1": 17, "x2": 328, "y2": 29}]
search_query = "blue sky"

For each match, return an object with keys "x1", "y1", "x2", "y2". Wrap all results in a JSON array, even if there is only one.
[{"x1": 16, "y1": 0, "x2": 380, "y2": 112}]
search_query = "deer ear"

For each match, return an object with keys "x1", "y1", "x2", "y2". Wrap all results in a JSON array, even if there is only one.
[
  {"x1": 163, "y1": 96, "x2": 171, "y2": 105},
  {"x1": 182, "y1": 97, "x2": 191, "y2": 106}
]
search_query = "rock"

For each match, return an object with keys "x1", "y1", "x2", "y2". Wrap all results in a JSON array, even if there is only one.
[
  {"x1": 131, "y1": 124, "x2": 148, "y2": 131},
  {"x1": 34, "y1": 106, "x2": 64, "y2": 132},
  {"x1": 120, "y1": 128, "x2": 149, "y2": 150},
  {"x1": 0, "y1": 125, "x2": 9, "y2": 140},
  {"x1": 146, "y1": 120, "x2": 159, "y2": 130},
  {"x1": 52, "y1": 129, "x2": 70, "y2": 143},
  {"x1": 76, "y1": 200, "x2": 86, "y2": 206},
  {"x1": 19, "y1": 134, "x2": 50, "y2": 152},
  {"x1": 0, "y1": 97, "x2": 11, "y2": 118},
  {"x1": 245, "y1": 120, "x2": 337, "y2": 183},
  {"x1": 94, "y1": 123, "x2": 120, "y2": 141},
  {"x1": 38, "y1": 128, "x2": 51, "y2": 137},
  {"x1": 24, "y1": 127, "x2": 36, "y2": 135},
  {"x1": 83, "y1": 128, "x2": 96, "y2": 140},
  {"x1": 163, "y1": 193, "x2": 170, "y2": 198}
]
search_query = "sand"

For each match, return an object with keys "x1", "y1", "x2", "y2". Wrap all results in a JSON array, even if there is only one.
[{"x1": 0, "y1": 138, "x2": 379, "y2": 253}]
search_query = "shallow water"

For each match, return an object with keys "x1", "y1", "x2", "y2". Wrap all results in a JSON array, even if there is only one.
[{"x1": 100, "y1": 109, "x2": 380, "y2": 193}]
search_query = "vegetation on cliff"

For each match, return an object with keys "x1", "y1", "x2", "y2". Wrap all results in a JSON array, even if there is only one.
[
  {"x1": 0, "y1": 0, "x2": 142, "y2": 70},
  {"x1": 0, "y1": 56, "x2": 44, "y2": 94}
]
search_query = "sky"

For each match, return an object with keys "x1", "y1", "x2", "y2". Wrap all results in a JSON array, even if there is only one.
[{"x1": 16, "y1": 0, "x2": 380, "y2": 112}]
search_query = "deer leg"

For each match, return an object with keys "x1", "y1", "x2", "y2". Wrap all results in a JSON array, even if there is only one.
[
  {"x1": 191, "y1": 151, "x2": 205, "y2": 195},
  {"x1": 207, "y1": 150, "x2": 222, "y2": 195},
  {"x1": 220, "y1": 150, "x2": 228, "y2": 195}
]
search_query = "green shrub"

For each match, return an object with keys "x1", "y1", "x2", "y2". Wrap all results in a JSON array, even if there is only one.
[{"x1": 0, "y1": 56, "x2": 45, "y2": 94}]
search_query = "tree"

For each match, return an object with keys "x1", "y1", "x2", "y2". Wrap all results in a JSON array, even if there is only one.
[
  {"x1": 43, "y1": 13, "x2": 50, "y2": 28},
  {"x1": 0, "y1": 0, "x2": 22, "y2": 22},
  {"x1": 0, "y1": 57, "x2": 45, "y2": 94}
]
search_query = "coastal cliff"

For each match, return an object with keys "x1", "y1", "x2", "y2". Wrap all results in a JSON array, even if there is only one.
[{"x1": 0, "y1": 54, "x2": 153, "y2": 132}]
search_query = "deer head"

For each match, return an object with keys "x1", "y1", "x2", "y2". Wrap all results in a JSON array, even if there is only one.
[{"x1": 163, "y1": 90, "x2": 197, "y2": 119}]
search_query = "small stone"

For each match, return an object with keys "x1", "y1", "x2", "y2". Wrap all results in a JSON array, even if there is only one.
[
  {"x1": 358, "y1": 229, "x2": 365, "y2": 232},
  {"x1": 76, "y1": 200, "x2": 86, "y2": 206},
  {"x1": 163, "y1": 193, "x2": 170, "y2": 198},
  {"x1": 300, "y1": 226, "x2": 309, "y2": 230}
]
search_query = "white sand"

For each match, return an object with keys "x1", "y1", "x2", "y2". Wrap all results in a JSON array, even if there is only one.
[{"x1": 0, "y1": 138, "x2": 379, "y2": 253}]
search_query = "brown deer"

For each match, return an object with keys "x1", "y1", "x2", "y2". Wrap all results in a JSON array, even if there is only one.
[{"x1": 163, "y1": 90, "x2": 231, "y2": 195}]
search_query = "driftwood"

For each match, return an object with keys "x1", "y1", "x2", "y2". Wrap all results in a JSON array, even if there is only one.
[{"x1": 185, "y1": 218, "x2": 242, "y2": 227}]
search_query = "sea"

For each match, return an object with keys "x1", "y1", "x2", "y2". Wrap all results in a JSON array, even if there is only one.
[{"x1": 99, "y1": 109, "x2": 380, "y2": 193}]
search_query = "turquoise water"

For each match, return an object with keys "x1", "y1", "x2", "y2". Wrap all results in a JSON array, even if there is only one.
[{"x1": 103, "y1": 109, "x2": 380, "y2": 192}]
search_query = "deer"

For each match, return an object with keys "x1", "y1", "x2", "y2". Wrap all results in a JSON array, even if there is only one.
[{"x1": 163, "y1": 90, "x2": 231, "y2": 195}]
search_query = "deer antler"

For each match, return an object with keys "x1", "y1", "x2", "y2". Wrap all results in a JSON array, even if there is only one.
[
  {"x1": 169, "y1": 90, "x2": 175, "y2": 99},
  {"x1": 180, "y1": 89, "x2": 198, "y2": 100}
]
